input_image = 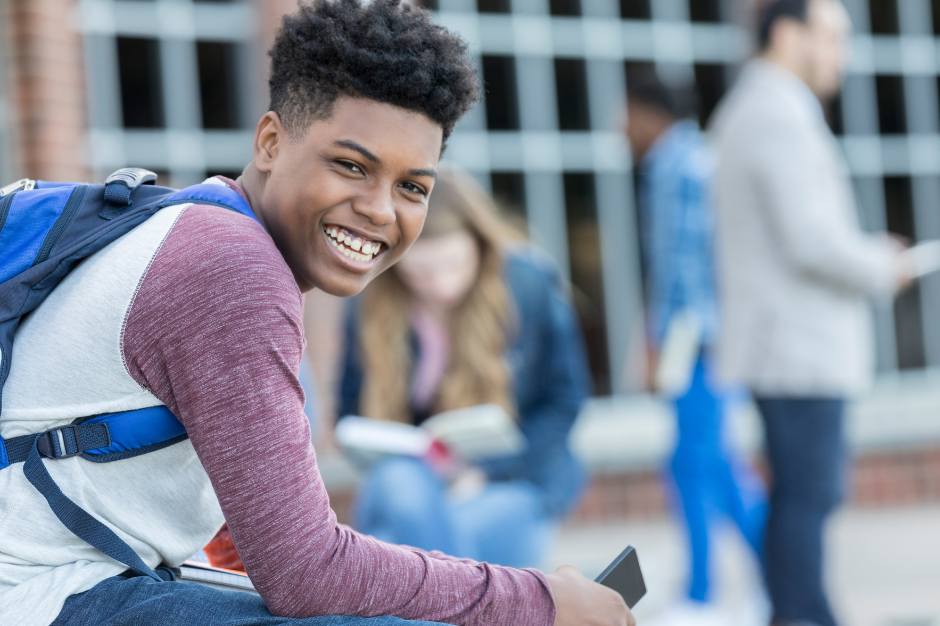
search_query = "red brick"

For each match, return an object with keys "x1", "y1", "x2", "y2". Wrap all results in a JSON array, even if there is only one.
[{"x1": 6, "y1": 0, "x2": 90, "y2": 181}]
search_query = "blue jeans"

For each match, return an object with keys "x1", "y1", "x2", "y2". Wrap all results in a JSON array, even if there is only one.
[
  {"x1": 354, "y1": 457, "x2": 554, "y2": 567},
  {"x1": 51, "y1": 572, "x2": 447, "y2": 625},
  {"x1": 668, "y1": 355, "x2": 768, "y2": 603},
  {"x1": 756, "y1": 397, "x2": 846, "y2": 626}
]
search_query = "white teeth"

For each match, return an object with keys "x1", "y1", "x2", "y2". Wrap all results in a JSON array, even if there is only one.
[{"x1": 324, "y1": 226, "x2": 381, "y2": 262}]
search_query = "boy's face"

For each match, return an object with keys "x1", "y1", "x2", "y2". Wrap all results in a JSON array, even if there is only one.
[{"x1": 251, "y1": 97, "x2": 443, "y2": 296}]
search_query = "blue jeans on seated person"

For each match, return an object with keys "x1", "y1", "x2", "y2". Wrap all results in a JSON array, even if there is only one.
[
  {"x1": 51, "y1": 572, "x2": 448, "y2": 626},
  {"x1": 354, "y1": 457, "x2": 554, "y2": 568}
]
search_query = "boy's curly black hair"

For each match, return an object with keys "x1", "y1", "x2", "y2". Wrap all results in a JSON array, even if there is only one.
[{"x1": 268, "y1": 0, "x2": 480, "y2": 143}]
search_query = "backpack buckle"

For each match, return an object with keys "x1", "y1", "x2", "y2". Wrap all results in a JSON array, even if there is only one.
[
  {"x1": 36, "y1": 425, "x2": 84, "y2": 459},
  {"x1": 0, "y1": 178, "x2": 36, "y2": 197},
  {"x1": 104, "y1": 168, "x2": 157, "y2": 194}
]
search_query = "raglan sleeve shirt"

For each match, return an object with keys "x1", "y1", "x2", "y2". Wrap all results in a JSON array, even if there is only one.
[{"x1": 121, "y1": 198, "x2": 556, "y2": 625}]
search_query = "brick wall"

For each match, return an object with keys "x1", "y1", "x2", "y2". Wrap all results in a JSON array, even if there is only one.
[
  {"x1": 852, "y1": 447, "x2": 940, "y2": 508},
  {"x1": 567, "y1": 445, "x2": 940, "y2": 523},
  {"x1": 6, "y1": 0, "x2": 90, "y2": 182},
  {"x1": 0, "y1": 0, "x2": 13, "y2": 182}
]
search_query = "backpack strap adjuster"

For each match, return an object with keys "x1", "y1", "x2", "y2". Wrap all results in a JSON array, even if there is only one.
[{"x1": 36, "y1": 423, "x2": 111, "y2": 459}]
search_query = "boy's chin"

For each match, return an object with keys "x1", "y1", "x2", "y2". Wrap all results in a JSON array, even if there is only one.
[{"x1": 310, "y1": 272, "x2": 373, "y2": 298}]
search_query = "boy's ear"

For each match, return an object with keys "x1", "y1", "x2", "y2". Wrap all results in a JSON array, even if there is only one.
[{"x1": 254, "y1": 112, "x2": 285, "y2": 174}]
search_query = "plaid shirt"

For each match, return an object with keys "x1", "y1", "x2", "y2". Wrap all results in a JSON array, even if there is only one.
[{"x1": 638, "y1": 120, "x2": 719, "y2": 349}]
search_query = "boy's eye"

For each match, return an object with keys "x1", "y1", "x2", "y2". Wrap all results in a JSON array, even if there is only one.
[
  {"x1": 339, "y1": 160, "x2": 363, "y2": 174},
  {"x1": 400, "y1": 182, "x2": 426, "y2": 196}
]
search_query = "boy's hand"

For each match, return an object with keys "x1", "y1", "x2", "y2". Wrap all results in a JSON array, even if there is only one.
[{"x1": 547, "y1": 565, "x2": 635, "y2": 626}]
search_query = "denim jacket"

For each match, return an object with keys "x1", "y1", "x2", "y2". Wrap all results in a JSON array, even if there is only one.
[{"x1": 338, "y1": 250, "x2": 591, "y2": 517}]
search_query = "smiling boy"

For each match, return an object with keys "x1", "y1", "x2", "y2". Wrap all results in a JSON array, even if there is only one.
[{"x1": 0, "y1": 1, "x2": 633, "y2": 626}]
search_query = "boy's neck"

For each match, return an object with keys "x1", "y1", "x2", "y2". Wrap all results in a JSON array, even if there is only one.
[
  {"x1": 235, "y1": 165, "x2": 315, "y2": 293},
  {"x1": 235, "y1": 165, "x2": 266, "y2": 232}
]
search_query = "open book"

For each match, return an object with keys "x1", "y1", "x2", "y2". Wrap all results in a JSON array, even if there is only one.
[
  {"x1": 335, "y1": 404, "x2": 526, "y2": 468},
  {"x1": 178, "y1": 561, "x2": 257, "y2": 595}
]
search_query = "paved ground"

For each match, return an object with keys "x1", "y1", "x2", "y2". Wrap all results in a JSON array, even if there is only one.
[{"x1": 543, "y1": 505, "x2": 940, "y2": 626}]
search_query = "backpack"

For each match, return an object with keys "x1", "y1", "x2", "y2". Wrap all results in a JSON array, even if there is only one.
[{"x1": 0, "y1": 168, "x2": 259, "y2": 581}]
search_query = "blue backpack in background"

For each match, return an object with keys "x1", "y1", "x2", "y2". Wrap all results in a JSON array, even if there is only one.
[{"x1": 0, "y1": 168, "x2": 258, "y2": 580}]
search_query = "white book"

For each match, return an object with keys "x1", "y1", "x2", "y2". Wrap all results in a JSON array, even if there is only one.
[
  {"x1": 421, "y1": 404, "x2": 526, "y2": 460},
  {"x1": 335, "y1": 404, "x2": 526, "y2": 468},
  {"x1": 334, "y1": 417, "x2": 433, "y2": 468},
  {"x1": 655, "y1": 310, "x2": 701, "y2": 396},
  {"x1": 178, "y1": 562, "x2": 258, "y2": 595},
  {"x1": 904, "y1": 240, "x2": 940, "y2": 278}
]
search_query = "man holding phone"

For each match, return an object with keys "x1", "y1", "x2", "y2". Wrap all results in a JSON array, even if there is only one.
[{"x1": 711, "y1": 1, "x2": 915, "y2": 624}]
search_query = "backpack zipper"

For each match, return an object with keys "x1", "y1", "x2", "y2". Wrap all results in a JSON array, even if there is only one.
[
  {"x1": 32, "y1": 185, "x2": 89, "y2": 266},
  {"x1": 0, "y1": 178, "x2": 35, "y2": 197},
  {"x1": 0, "y1": 190, "x2": 15, "y2": 234}
]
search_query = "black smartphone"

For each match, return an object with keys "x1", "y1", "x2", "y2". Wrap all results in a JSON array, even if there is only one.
[{"x1": 594, "y1": 546, "x2": 646, "y2": 608}]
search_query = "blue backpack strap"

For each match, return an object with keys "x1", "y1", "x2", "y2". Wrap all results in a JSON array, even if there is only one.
[
  {"x1": 162, "y1": 183, "x2": 260, "y2": 225},
  {"x1": 23, "y1": 440, "x2": 161, "y2": 580},
  {"x1": 0, "y1": 406, "x2": 186, "y2": 580},
  {"x1": 1, "y1": 406, "x2": 186, "y2": 466},
  {"x1": 78, "y1": 406, "x2": 188, "y2": 461}
]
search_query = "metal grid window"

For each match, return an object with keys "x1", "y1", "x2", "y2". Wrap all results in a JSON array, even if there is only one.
[
  {"x1": 838, "y1": 0, "x2": 940, "y2": 371},
  {"x1": 619, "y1": 0, "x2": 650, "y2": 21},
  {"x1": 79, "y1": 0, "x2": 260, "y2": 187},
  {"x1": 73, "y1": 0, "x2": 940, "y2": 390},
  {"x1": 435, "y1": 0, "x2": 740, "y2": 393},
  {"x1": 432, "y1": 0, "x2": 940, "y2": 391}
]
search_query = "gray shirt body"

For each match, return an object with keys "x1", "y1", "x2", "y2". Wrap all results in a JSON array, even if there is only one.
[{"x1": 710, "y1": 59, "x2": 897, "y2": 396}]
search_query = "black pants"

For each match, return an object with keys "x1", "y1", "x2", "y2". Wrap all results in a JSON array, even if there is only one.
[{"x1": 755, "y1": 397, "x2": 846, "y2": 626}]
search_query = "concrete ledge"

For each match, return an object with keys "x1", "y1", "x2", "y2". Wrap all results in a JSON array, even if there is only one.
[{"x1": 572, "y1": 367, "x2": 940, "y2": 475}]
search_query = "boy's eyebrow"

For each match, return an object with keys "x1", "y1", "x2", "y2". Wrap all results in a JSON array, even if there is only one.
[
  {"x1": 334, "y1": 139, "x2": 437, "y2": 180},
  {"x1": 334, "y1": 140, "x2": 381, "y2": 163},
  {"x1": 408, "y1": 168, "x2": 438, "y2": 180}
]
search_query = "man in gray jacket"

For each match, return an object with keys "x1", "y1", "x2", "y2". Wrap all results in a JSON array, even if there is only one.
[{"x1": 710, "y1": 1, "x2": 913, "y2": 625}]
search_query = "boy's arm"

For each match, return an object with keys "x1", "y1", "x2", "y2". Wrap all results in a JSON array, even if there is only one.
[{"x1": 122, "y1": 206, "x2": 555, "y2": 625}]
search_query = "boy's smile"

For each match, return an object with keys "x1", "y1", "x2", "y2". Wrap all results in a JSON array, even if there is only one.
[
  {"x1": 241, "y1": 97, "x2": 443, "y2": 296},
  {"x1": 322, "y1": 224, "x2": 386, "y2": 266}
]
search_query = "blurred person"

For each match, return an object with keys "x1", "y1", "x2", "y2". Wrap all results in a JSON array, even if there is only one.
[
  {"x1": 625, "y1": 71, "x2": 768, "y2": 625},
  {"x1": 338, "y1": 169, "x2": 591, "y2": 568},
  {"x1": 710, "y1": 1, "x2": 916, "y2": 625},
  {"x1": 0, "y1": 1, "x2": 635, "y2": 625}
]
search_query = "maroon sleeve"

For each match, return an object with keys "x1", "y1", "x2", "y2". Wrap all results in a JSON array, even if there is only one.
[{"x1": 122, "y1": 204, "x2": 556, "y2": 625}]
